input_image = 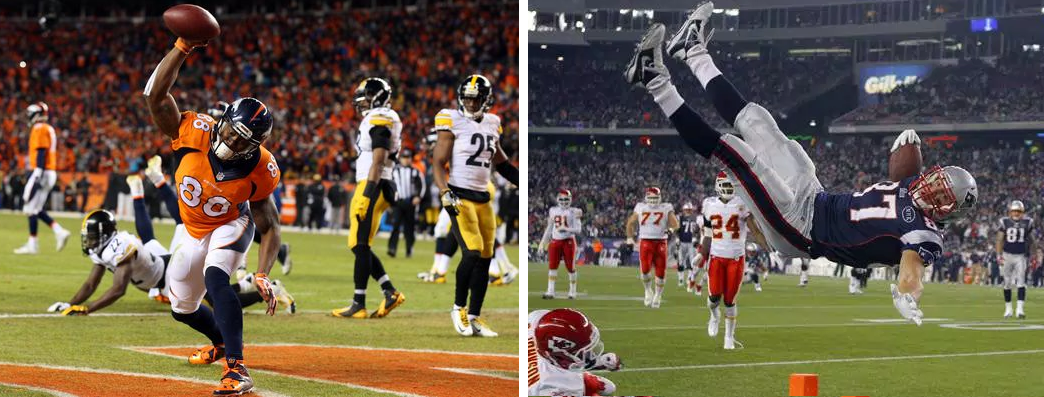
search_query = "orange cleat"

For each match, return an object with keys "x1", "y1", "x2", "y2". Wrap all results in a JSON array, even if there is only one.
[
  {"x1": 213, "y1": 358, "x2": 253, "y2": 396},
  {"x1": 189, "y1": 344, "x2": 225, "y2": 365}
]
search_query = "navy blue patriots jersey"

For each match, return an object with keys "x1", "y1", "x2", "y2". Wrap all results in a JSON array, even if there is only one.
[
  {"x1": 678, "y1": 215, "x2": 700, "y2": 243},
  {"x1": 998, "y1": 217, "x2": 1033, "y2": 255},
  {"x1": 747, "y1": 250, "x2": 765, "y2": 268},
  {"x1": 809, "y1": 178, "x2": 943, "y2": 268}
]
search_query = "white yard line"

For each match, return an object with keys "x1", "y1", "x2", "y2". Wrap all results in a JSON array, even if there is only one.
[
  {"x1": 612, "y1": 349, "x2": 1044, "y2": 372},
  {"x1": 0, "y1": 312, "x2": 167, "y2": 319},
  {"x1": 0, "y1": 382, "x2": 77, "y2": 397},
  {"x1": 601, "y1": 319, "x2": 1044, "y2": 331}
]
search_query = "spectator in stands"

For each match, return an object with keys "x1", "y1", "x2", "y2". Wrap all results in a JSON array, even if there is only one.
[
  {"x1": 327, "y1": 178, "x2": 348, "y2": 231},
  {"x1": 305, "y1": 174, "x2": 326, "y2": 230}
]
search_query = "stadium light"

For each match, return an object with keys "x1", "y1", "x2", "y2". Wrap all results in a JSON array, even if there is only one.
[
  {"x1": 19, "y1": 61, "x2": 26, "y2": 68},
  {"x1": 557, "y1": 56, "x2": 564, "y2": 61}
]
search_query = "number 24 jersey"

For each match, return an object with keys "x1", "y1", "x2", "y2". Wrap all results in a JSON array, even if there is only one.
[{"x1": 171, "y1": 111, "x2": 280, "y2": 239}]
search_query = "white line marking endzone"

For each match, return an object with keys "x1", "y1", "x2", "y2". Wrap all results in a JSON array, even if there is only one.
[
  {"x1": 0, "y1": 313, "x2": 167, "y2": 319},
  {"x1": 121, "y1": 343, "x2": 517, "y2": 359},
  {"x1": 432, "y1": 367, "x2": 518, "y2": 381},
  {"x1": 0, "y1": 361, "x2": 290, "y2": 397},
  {"x1": 601, "y1": 319, "x2": 1044, "y2": 332},
  {"x1": 609, "y1": 349, "x2": 1044, "y2": 373},
  {"x1": 122, "y1": 348, "x2": 425, "y2": 397},
  {"x1": 0, "y1": 382, "x2": 78, "y2": 397}
]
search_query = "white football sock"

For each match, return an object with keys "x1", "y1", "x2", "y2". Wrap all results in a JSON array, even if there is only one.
[
  {"x1": 647, "y1": 75, "x2": 684, "y2": 116},
  {"x1": 1017, "y1": 300, "x2": 1025, "y2": 312},
  {"x1": 436, "y1": 255, "x2": 450, "y2": 275},
  {"x1": 1006, "y1": 301, "x2": 1013, "y2": 311},
  {"x1": 724, "y1": 305, "x2": 738, "y2": 338},
  {"x1": 654, "y1": 277, "x2": 665, "y2": 298},
  {"x1": 547, "y1": 269, "x2": 558, "y2": 294},
  {"x1": 494, "y1": 245, "x2": 512, "y2": 267},
  {"x1": 641, "y1": 273, "x2": 653, "y2": 293},
  {"x1": 686, "y1": 53, "x2": 722, "y2": 88},
  {"x1": 568, "y1": 271, "x2": 578, "y2": 295},
  {"x1": 27, "y1": 236, "x2": 38, "y2": 246}
]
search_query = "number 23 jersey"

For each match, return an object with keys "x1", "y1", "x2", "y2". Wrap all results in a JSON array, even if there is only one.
[
  {"x1": 434, "y1": 109, "x2": 501, "y2": 193},
  {"x1": 810, "y1": 177, "x2": 943, "y2": 268},
  {"x1": 171, "y1": 111, "x2": 281, "y2": 239}
]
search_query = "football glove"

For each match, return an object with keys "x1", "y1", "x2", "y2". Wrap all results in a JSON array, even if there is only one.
[
  {"x1": 626, "y1": 238, "x2": 636, "y2": 247},
  {"x1": 47, "y1": 302, "x2": 71, "y2": 313},
  {"x1": 61, "y1": 305, "x2": 89, "y2": 316},
  {"x1": 440, "y1": 189, "x2": 462, "y2": 216},
  {"x1": 587, "y1": 352, "x2": 622, "y2": 371},
  {"x1": 890, "y1": 284, "x2": 923, "y2": 326},
  {"x1": 890, "y1": 129, "x2": 920, "y2": 153},
  {"x1": 254, "y1": 273, "x2": 277, "y2": 316}
]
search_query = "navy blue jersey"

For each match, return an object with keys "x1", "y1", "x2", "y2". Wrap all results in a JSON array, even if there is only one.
[
  {"x1": 678, "y1": 214, "x2": 701, "y2": 243},
  {"x1": 998, "y1": 217, "x2": 1033, "y2": 255},
  {"x1": 809, "y1": 179, "x2": 943, "y2": 268},
  {"x1": 747, "y1": 250, "x2": 765, "y2": 268}
]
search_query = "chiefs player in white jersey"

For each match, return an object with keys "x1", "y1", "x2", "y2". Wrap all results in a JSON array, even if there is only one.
[
  {"x1": 626, "y1": 187, "x2": 679, "y2": 308},
  {"x1": 528, "y1": 308, "x2": 621, "y2": 396},
  {"x1": 700, "y1": 172, "x2": 762, "y2": 350},
  {"x1": 538, "y1": 190, "x2": 582, "y2": 299}
]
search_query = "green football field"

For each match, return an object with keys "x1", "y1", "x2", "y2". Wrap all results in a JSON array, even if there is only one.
[
  {"x1": 529, "y1": 263, "x2": 1044, "y2": 397},
  {"x1": 0, "y1": 212, "x2": 519, "y2": 397}
]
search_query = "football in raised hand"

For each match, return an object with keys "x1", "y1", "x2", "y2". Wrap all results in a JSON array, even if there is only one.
[{"x1": 163, "y1": 4, "x2": 220, "y2": 41}]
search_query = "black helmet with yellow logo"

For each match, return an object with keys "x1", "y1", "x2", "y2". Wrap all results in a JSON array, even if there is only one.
[
  {"x1": 456, "y1": 74, "x2": 493, "y2": 120},
  {"x1": 81, "y1": 209, "x2": 117, "y2": 256}
]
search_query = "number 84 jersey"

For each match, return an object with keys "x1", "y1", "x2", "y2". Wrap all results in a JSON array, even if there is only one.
[
  {"x1": 434, "y1": 108, "x2": 501, "y2": 192},
  {"x1": 171, "y1": 111, "x2": 280, "y2": 239},
  {"x1": 810, "y1": 177, "x2": 942, "y2": 268}
]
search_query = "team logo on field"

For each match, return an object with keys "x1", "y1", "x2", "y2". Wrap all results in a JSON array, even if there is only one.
[{"x1": 902, "y1": 206, "x2": 916, "y2": 223}]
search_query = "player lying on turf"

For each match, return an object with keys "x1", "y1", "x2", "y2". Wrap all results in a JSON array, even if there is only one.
[
  {"x1": 537, "y1": 189, "x2": 582, "y2": 300},
  {"x1": 48, "y1": 175, "x2": 295, "y2": 317},
  {"x1": 626, "y1": 6, "x2": 977, "y2": 325},
  {"x1": 528, "y1": 308, "x2": 622, "y2": 396},
  {"x1": 145, "y1": 34, "x2": 283, "y2": 395}
]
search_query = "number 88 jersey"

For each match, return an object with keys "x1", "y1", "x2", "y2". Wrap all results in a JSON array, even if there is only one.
[
  {"x1": 434, "y1": 108, "x2": 501, "y2": 193},
  {"x1": 171, "y1": 111, "x2": 280, "y2": 239}
]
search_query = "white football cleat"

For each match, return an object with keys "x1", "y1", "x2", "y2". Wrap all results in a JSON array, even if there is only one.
[
  {"x1": 798, "y1": 274, "x2": 809, "y2": 287},
  {"x1": 754, "y1": 283, "x2": 763, "y2": 292},
  {"x1": 707, "y1": 310, "x2": 720, "y2": 337},
  {"x1": 666, "y1": 1, "x2": 716, "y2": 60},
  {"x1": 651, "y1": 293, "x2": 662, "y2": 309},
  {"x1": 451, "y1": 307, "x2": 473, "y2": 336},
  {"x1": 144, "y1": 155, "x2": 165, "y2": 186},
  {"x1": 500, "y1": 267, "x2": 518, "y2": 285},
  {"x1": 470, "y1": 317, "x2": 498, "y2": 337},
  {"x1": 624, "y1": 23, "x2": 668, "y2": 88},
  {"x1": 643, "y1": 289, "x2": 654, "y2": 307},
  {"x1": 13, "y1": 241, "x2": 39, "y2": 255},
  {"x1": 567, "y1": 292, "x2": 577, "y2": 300},
  {"x1": 1004, "y1": 308, "x2": 1014, "y2": 319},
  {"x1": 724, "y1": 336, "x2": 744, "y2": 350},
  {"x1": 1017, "y1": 311, "x2": 1026, "y2": 319},
  {"x1": 54, "y1": 228, "x2": 70, "y2": 252},
  {"x1": 271, "y1": 280, "x2": 296, "y2": 314},
  {"x1": 542, "y1": 292, "x2": 555, "y2": 300}
]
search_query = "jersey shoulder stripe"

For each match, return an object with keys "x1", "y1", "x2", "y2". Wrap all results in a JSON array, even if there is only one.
[{"x1": 434, "y1": 109, "x2": 455, "y2": 130}]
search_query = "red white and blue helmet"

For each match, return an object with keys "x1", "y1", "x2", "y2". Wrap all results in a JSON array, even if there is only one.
[
  {"x1": 645, "y1": 187, "x2": 661, "y2": 204},
  {"x1": 715, "y1": 171, "x2": 734, "y2": 201},
  {"x1": 557, "y1": 189, "x2": 572, "y2": 207}
]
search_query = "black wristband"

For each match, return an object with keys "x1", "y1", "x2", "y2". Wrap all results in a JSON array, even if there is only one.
[{"x1": 494, "y1": 162, "x2": 518, "y2": 185}]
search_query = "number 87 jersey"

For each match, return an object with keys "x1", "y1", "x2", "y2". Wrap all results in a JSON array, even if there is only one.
[
  {"x1": 172, "y1": 111, "x2": 280, "y2": 239},
  {"x1": 810, "y1": 177, "x2": 943, "y2": 268},
  {"x1": 434, "y1": 108, "x2": 501, "y2": 192}
]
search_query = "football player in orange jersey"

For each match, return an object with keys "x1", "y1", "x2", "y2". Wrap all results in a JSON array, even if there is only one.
[
  {"x1": 13, "y1": 102, "x2": 71, "y2": 255},
  {"x1": 143, "y1": 37, "x2": 282, "y2": 396}
]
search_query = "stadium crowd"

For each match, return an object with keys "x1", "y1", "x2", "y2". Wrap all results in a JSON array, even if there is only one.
[
  {"x1": 837, "y1": 52, "x2": 1044, "y2": 125},
  {"x1": 0, "y1": 0, "x2": 519, "y2": 181},
  {"x1": 529, "y1": 45, "x2": 850, "y2": 129},
  {"x1": 529, "y1": 136, "x2": 1044, "y2": 284}
]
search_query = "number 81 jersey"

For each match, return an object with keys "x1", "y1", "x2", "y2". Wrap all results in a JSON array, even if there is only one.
[
  {"x1": 434, "y1": 108, "x2": 501, "y2": 192},
  {"x1": 810, "y1": 177, "x2": 943, "y2": 268},
  {"x1": 171, "y1": 111, "x2": 280, "y2": 239}
]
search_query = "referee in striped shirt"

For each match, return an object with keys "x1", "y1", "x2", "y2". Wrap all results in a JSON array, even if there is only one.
[{"x1": 388, "y1": 149, "x2": 425, "y2": 257}]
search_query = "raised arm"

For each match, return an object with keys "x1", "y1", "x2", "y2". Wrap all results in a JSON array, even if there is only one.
[{"x1": 143, "y1": 39, "x2": 206, "y2": 139}]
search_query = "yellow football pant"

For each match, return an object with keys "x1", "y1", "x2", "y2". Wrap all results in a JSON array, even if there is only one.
[
  {"x1": 450, "y1": 198, "x2": 496, "y2": 258},
  {"x1": 348, "y1": 180, "x2": 392, "y2": 249}
]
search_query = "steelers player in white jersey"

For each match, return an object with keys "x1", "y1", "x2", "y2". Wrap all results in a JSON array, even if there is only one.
[
  {"x1": 433, "y1": 74, "x2": 519, "y2": 337},
  {"x1": 332, "y1": 78, "x2": 407, "y2": 319}
]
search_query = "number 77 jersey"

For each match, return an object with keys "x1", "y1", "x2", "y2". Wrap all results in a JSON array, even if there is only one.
[{"x1": 810, "y1": 178, "x2": 943, "y2": 268}]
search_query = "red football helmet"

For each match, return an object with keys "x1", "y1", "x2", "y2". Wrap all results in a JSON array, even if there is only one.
[
  {"x1": 557, "y1": 189, "x2": 572, "y2": 207},
  {"x1": 534, "y1": 308, "x2": 603, "y2": 370},
  {"x1": 715, "y1": 171, "x2": 734, "y2": 201},
  {"x1": 645, "y1": 187, "x2": 661, "y2": 204}
]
